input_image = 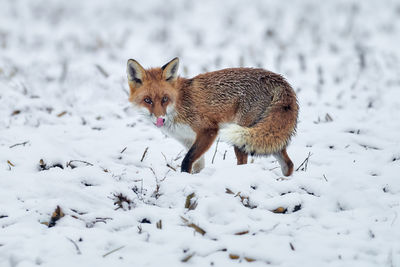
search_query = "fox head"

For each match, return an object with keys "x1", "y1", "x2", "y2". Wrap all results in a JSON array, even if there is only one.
[{"x1": 127, "y1": 58, "x2": 179, "y2": 128}]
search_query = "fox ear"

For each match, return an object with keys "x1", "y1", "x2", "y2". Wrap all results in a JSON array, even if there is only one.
[
  {"x1": 161, "y1": 57, "x2": 179, "y2": 82},
  {"x1": 127, "y1": 59, "x2": 145, "y2": 89}
]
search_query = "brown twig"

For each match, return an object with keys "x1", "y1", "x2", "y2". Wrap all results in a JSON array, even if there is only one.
[
  {"x1": 325, "y1": 113, "x2": 333, "y2": 122},
  {"x1": 229, "y1": 254, "x2": 240, "y2": 260},
  {"x1": 67, "y1": 237, "x2": 82, "y2": 255},
  {"x1": 235, "y1": 230, "x2": 249, "y2": 235},
  {"x1": 113, "y1": 193, "x2": 133, "y2": 210},
  {"x1": 59, "y1": 60, "x2": 68, "y2": 83},
  {"x1": 174, "y1": 150, "x2": 184, "y2": 161},
  {"x1": 148, "y1": 166, "x2": 156, "y2": 177},
  {"x1": 160, "y1": 169, "x2": 170, "y2": 182},
  {"x1": 161, "y1": 152, "x2": 177, "y2": 171},
  {"x1": 102, "y1": 246, "x2": 125, "y2": 258},
  {"x1": 185, "y1": 193, "x2": 197, "y2": 210},
  {"x1": 225, "y1": 188, "x2": 234, "y2": 194},
  {"x1": 156, "y1": 220, "x2": 162, "y2": 229},
  {"x1": 181, "y1": 216, "x2": 206, "y2": 235},
  {"x1": 226, "y1": 188, "x2": 256, "y2": 209},
  {"x1": 67, "y1": 160, "x2": 94, "y2": 168},
  {"x1": 181, "y1": 253, "x2": 195, "y2": 262},
  {"x1": 9, "y1": 141, "x2": 29, "y2": 148},
  {"x1": 11, "y1": 110, "x2": 21, "y2": 116},
  {"x1": 48, "y1": 206, "x2": 64, "y2": 227},
  {"x1": 211, "y1": 138, "x2": 220, "y2": 164},
  {"x1": 166, "y1": 163, "x2": 176, "y2": 171},
  {"x1": 295, "y1": 152, "x2": 312, "y2": 171},
  {"x1": 7, "y1": 160, "x2": 15, "y2": 167},
  {"x1": 95, "y1": 64, "x2": 109, "y2": 78},
  {"x1": 57, "y1": 111, "x2": 67, "y2": 117},
  {"x1": 141, "y1": 147, "x2": 149, "y2": 162}
]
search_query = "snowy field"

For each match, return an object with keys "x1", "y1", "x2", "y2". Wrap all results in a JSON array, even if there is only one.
[{"x1": 1, "y1": 0, "x2": 400, "y2": 266}]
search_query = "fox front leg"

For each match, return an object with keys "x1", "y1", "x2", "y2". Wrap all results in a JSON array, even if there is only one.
[{"x1": 181, "y1": 129, "x2": 218, "y2": 173}]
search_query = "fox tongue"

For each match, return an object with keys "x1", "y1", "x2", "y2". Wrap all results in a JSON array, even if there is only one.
[{"x1": 156, "y1": 117, "x2": 164, "y2": 127}]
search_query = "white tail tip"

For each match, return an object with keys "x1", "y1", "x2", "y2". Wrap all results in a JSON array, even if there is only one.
[{"x1": 219, "y1": 123, "x2": 247, "y2": 148}]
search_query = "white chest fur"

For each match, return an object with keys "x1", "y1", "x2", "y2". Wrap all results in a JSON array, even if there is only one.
[{"x1": 161, "y1": 122, "x2": 196, "y2": 148}]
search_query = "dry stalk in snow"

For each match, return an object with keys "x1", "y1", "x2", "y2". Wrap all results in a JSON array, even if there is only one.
[
  {"x1": 184, "y1": 193, "x2": 198, "y2": 210},
  {"x1": 102, "y1": 246, "x2": 125, "y2": 258},
  {"x1": 181, "y1": 252, "x2": 195, "y2": 262},
  {"x1": 66, "y1": 237, "x2": 82, "y2": 255},
  {"x1": 211, "y1": 138, "x2": 220, "y2": 164},
  {"x1": 9, "y1": 141, "x2": 29, "y2": 148},
  {"x1": 95, "y1": 64, "x2": 109, "y2": 78},
  {"x1": 181, "y1": 216, "x2": 206, "y2": 235},
  {"x1": 296, "y1": 152, "x2": 312, "y2": 171},
  {"x1": 156, "y1": 220, "x2": 162, "y2": 229},
  {"x1": 141, "y1": 147, "x2": 149, "y2": 162},
  {"x1": 48, "y1": 206, "x2": 65, "y2": 228}
]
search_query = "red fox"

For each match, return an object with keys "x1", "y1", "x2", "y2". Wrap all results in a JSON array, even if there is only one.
[{"x1": 127, "y1": 58, "x2": 298, "y2": 176}]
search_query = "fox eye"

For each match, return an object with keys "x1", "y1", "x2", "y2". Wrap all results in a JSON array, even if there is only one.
[
  {"x1": 144, "y1": 97, "x2": 152, "y2": 104},
  {"x1": 161, "y1": 96, "x2": 169, "y2": 104}
]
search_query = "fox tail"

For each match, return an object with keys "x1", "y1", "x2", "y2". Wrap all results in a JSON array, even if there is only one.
[{"x1": 219, "y1": 103, "x2": 298, "y2": 156}]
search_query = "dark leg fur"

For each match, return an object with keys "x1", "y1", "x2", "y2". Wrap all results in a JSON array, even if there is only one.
[
  {"x1": 234, "y1": 146, "x2": 248, "y2": 165},
  {"x1": 181, "y1": 129, "x2": 218, "y2": 173}
]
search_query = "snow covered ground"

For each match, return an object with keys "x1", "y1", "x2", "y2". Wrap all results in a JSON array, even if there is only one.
[{"x1": 1, "y1": 0, "x2": 400, "y2": 266}]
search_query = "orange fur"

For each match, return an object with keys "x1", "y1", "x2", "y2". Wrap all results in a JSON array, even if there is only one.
[
  {"x1": 129, "y1": 68, "x2": 179, "y2": 118},
  {"x1": 127, "y1": 58, "x2": 298, "y2": 175}
]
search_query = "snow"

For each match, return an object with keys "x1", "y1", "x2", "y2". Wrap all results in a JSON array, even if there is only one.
[{"x1": 1, "y1": 0, "x2": 400, "y2": 266}]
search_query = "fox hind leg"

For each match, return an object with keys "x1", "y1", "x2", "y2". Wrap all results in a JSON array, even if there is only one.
[
  {"x1": 234, "y1": 146, "x2": 248, "y2": 165},
  {"x1": 273, "y1": 148, "x2": 294, "y2": 176}
]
